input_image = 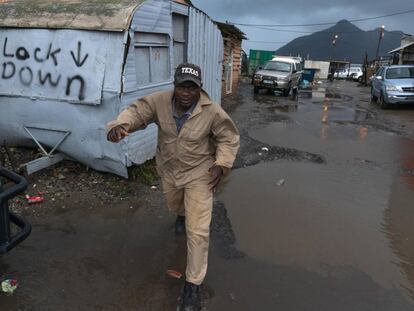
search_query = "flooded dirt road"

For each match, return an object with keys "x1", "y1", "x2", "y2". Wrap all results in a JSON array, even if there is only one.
[{"x1": 1, "y1": 80, "x2": 414, "y2": 310}]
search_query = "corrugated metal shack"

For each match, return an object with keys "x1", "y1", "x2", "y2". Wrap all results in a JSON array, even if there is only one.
[
  {"x1": 0, "y1": 0, "x2": 223, "y2": 177},
  {"x1": 389, "y1": 34, "x2": 414, "y2": 65},
  {"x1": 215, "y1": 22, "x2": 246, "y2": 98}
]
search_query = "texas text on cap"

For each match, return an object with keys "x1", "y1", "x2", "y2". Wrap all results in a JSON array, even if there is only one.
[{"x1": 174, "y1": 63, "x2": 202, "y2": 87}]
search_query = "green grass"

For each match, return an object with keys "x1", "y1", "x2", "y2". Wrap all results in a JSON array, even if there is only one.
[{"x1": 129, "y1": 159, "x2": 158, "y2": 185}]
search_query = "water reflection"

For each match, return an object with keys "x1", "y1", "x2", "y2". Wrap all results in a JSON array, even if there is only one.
[
  {"x1": 243, "y1": 87, "x2": 414, "y2": 302},
  {"x1": 382, "y1": 138, "x2": 414, "y2": 300}
]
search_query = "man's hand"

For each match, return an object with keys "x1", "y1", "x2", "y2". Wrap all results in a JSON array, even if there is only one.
[
  {"x1": 208, "y1": 165, "x2": 223, "y2": 191},
  {"x1": 107, "y1": 125, "x2": 129, "y2": 142}
]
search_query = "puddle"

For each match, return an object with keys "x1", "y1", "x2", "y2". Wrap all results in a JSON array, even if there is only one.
[
  {"x1": 253, "y1": 93, "x2": 298, "y2": 106},
  {"x1": 325, "y1": 92, "x2": 342, "y2": 99},
  {"x1": 249, "y1": 99, "x2": 391, "y2": 165},
  {"x1": 0, "y1": 202, "x2": 187, "y2": 310},
  {"x1": 210, "y1": 80, "x2": 414, "y2": 309},
  {"x1": 219, "y1": 159, "x2": 414, "y2": 301},
  {"x1": 217, "y1": 82, "x2": 414, "y2": 305}
]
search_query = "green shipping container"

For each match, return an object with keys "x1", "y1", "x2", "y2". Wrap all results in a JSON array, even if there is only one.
[{"x1": 248, "y1": 49, "x2": 274, "y2": 75}]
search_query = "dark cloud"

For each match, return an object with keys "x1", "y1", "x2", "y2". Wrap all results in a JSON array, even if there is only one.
[{"x1": 192, "y1": 0, "x2": 414, "y2": 52}]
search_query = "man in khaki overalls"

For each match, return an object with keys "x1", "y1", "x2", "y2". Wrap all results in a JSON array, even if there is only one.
[{"x1": 107, "y1": 63, "x2": 239, "y2": 310}]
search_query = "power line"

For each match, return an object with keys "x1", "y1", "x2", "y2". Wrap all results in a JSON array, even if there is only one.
[
  {"x1": 246, "y1": 40, "x2": 289, "y2": 44},
  {"x1": 227, "y1": 8, "x2": 414, "y2": 28},
  {"x1": 251, "y1": 26, "x2": 313, "y2": 34},
  {"x1": 247, "y1": 25, "x2": 403, "y2": 35}
]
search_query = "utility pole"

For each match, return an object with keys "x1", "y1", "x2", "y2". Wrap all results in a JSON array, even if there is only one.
[
  {"x1": 331, "y1": 34, "x2": 339, "y2": 80},
  {"x1": 332, "y1": 34, "x2": 339, "y2": 60},
  {"x1": 375, "y1": 25, "x2": 385, "y2": 60},
  {"x1": 363, "y1": 52, "x2": 368, "y2": 86}
]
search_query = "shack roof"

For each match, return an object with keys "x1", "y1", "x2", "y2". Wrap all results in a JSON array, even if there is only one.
[
  {"x1": 388, "y1": 42, "x2": 414, "y2": 54},
  {"x1": 216, "y1": 21, "x2": 247, "y2": 40},
  {"x1": 0, "y1": 0, "x2": 146, "y2": 31}
]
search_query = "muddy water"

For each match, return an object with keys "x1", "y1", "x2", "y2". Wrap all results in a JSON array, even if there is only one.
[
  {"x1": 212, "y1": 83, "x2": 414, "y2": 310},
  {"x1": 0, "y1": 199, "x2": 188, "y2": 310},
  {"x1": 2, "y1": 81, "x2": 414, "y2": 310}
]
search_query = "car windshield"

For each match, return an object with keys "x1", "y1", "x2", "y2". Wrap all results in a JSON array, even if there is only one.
[
  {"x1": 264, "y1": 61, "x2": 292, "y2": 72},
  {"x1": 385, "y1": 67, "x2": 414, "y2": 79}
]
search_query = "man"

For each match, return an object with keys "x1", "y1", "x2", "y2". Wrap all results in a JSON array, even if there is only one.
[{"x1": 106, "y1": 63, "x2": 240, "y2": 310}]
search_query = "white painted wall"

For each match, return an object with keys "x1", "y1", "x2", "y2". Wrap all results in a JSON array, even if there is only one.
[
  {"x1": 304, "y1": 60, "x2": 330, "y2": 80},
  {"x1": 0, "y1": 0, "x2": 224, "y2": 177},
  {"x1": 0, "y1": 28, "x2": 128, "y2": 176}
]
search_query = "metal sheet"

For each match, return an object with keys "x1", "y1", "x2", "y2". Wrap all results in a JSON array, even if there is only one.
[
  {"x1": 122, "y1": 1, "x2": 223, "y2": 166},
  {"x1": 171, "y1": 1, "x2": 189, "y2": 15},
  {"x1": 0, "y1": 0, "x2": 145, "y2": 31},
  {"x1": 25, "y1": 153, "x2": 66, "y2": 175},
  {"x1": 124, "y1": 0, "x2": 173, "y2": 93},
  {"x1": 0, "y1": 29, "x2": 109, "y2": 105},
  {"x1": 129, "y1": 0, "x2": 171, "y2": 34},
  {"x1": 0, "y1": 0, "x2": 224, "y2": 177},
  {"x1": 188, "y1": 7, "x2": 223, "y2": 103},
  {"x1": 122, "y1": 0, "x2": 173, "y2": 165},
  {"x1": 172, "y1": 13, "x2": 187, "y2": 69},
  {"x1": 389, "y1": 42, "x2": 414, "y2": 54},
  {"x1": 0, "y1": 30, "x2": 128, "y2": 177}
]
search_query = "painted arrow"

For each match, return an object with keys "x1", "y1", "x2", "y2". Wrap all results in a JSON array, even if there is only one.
[{"x1": 70, "y1": 41, "x2": 89, "y2": 67}]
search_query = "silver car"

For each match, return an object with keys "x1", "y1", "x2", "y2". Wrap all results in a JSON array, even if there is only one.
[
  {"x1": 371, "y1": 65, "x2": 414, "y2": 109},
  {"x1": 253, "y1": 57, "x2": 302, "y2": 97}
]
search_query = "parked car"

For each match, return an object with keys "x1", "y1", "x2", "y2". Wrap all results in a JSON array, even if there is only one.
[
  {"x1": 349, "y1": 71, "x2": 363, "y2": 82},
  {"x1": 335, "y1": 67, "x2": 362, "y2": 79},
  {"x1": 371, "y1": 65, "x2": 414, "y2": 109},
  {"x1": 252, "y1": 57, "x2": 302, "y2": 96}
]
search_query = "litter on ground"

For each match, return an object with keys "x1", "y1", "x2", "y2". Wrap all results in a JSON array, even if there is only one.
[
  {"x1": 276, "y1": 179, "x2": 285, "y2": 186},
  {"x1": 1, "y1": 279, "x2": 18, "y2": 295},
  {"x1": 25, "y1": 195, "x2": 44, "y2": 204},
  {"x1": 166, "y1": 270, "x2": 182, "y2": 279}
]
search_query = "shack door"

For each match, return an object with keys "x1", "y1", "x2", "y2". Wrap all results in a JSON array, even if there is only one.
[{"x1": 225, "y1": 48, "x2": 234, "y2": 94}]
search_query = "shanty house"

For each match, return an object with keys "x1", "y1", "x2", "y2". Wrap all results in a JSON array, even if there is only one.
[
  {"x1": 216, "y1": 22, "x2": 246, "y2": 98},
  {"x1": 389, "y1": 34, "x2": 414, "y2": 65},
  {"x1": 0, "y1": 0, "x2": 223, "y2": 177}
]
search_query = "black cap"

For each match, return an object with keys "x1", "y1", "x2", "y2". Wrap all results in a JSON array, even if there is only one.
[{"x1": 174, "y1": 63, "x2": 202, "y2": 87}]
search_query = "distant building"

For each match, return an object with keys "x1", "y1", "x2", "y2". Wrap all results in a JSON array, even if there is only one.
[
  {"x1": 304, "y1": 60, "x2": 330, "y2": 80},
  {"x1": 247, "y1": 50, "x2": 275, "y2": 76},
  {"x1": 216, "y1": 22, "x2": 247, "y2": 97},
  {"x1": 389, "y1": 34, "x2": 414, "y2": 65}
]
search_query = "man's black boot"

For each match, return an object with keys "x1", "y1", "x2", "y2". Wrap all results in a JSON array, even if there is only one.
[
  {"x1": 181, "y1": 281, "x2": 201, "y2": 311},
  {"x1": 175, "y1": 215, "x2": 186, "y2": 235}
]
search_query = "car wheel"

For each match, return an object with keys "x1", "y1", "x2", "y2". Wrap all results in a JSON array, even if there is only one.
[
  {"x1": 283, "y1": 85, "x2": 291, "y2": 97},
  {"x1": 254, "y1": 86, "x2": 259, "y2": 94},
  {"x1": 379, "y1": 93, "x2": 389, "y2": 109},
  {"x1": 371, "y1": 87, "x2": 378, "y2": 102},
  {"x1": 358, "y1": 76, "x2": 363, "y2": 83}
]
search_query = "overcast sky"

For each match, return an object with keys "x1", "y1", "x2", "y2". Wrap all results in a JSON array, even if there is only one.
[{"x1": 191, "y1": 0, "x2": 414, "y2": 54}]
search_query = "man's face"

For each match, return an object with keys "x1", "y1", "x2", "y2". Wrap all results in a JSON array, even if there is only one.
[{"x1": 174, "y1": 81, "x2": 201, "y2": 110}]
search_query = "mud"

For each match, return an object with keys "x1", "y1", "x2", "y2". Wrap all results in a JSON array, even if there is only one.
[
  {"x1": 212, "y1": 79, "x2": 414, "y2": 310},
  {"x1": 210, "y1": 201, "x2": 245, "y2": 260},
  {"x1": 2, "y1": 79, "x2": 414, "y2": 310}
]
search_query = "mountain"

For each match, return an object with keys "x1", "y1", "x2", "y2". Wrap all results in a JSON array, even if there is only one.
[{"x1": 275, "y1": 20, "x2": 404, "y2": 63}]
